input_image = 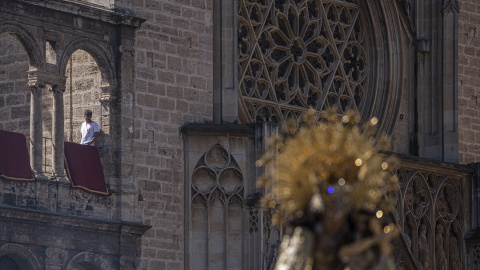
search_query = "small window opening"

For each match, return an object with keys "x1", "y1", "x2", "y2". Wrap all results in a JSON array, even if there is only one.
[{"x1": 46, "y1": 40, "x2": 57, "y2": 64}]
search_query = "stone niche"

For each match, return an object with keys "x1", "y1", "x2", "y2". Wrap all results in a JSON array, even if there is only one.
[{"x1": 182, "y1": 124, "x2": 254, "y2": 270}]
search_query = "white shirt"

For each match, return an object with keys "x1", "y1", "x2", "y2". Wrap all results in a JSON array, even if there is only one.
[{"x1": 80, "y1": 121, "x2": 100, "y2": 146}]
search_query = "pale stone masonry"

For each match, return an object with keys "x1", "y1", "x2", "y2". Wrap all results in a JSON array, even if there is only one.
[
  {"x1": 118, "y1": 0, "x2": 214, "y2": 268},
  {"x1": 2, "y1": 0, "x2": 480, "y2": 269},
  {"x1": 458, "y1": 0, "x2": 480, "y2": 164},
  {"x1": 0, "y1": 33, "x2": 30, "y2": 135}
]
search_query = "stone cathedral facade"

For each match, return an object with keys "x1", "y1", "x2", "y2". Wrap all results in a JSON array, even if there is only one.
[{"x1": 0, "y1": 0, "x2": 480, "y2": 269}]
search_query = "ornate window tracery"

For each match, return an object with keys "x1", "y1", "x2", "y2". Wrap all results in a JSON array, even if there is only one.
[
  {"x1": 190, "y1": 144, "x2": 245, "y2": 269},
  {"x1": 238, "y1": 0, "x2": 368, "y2": 123},
  {"x1": 395, "y1": 169, "x2": 466, "y2": 269}
]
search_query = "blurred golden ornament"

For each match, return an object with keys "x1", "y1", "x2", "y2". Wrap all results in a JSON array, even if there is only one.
[{"x1": 258, "y1": 109, "x2": 400, "y2": 270}]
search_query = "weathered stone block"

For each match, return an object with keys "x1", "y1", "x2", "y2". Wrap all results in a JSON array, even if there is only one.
[
  {"x1": 0, "y1": 82, "x2": 14, "y2": 95},
  {"x1": 6, "y1": 94, "x2": 25, "y2": 106},
  {"x1": 10, "y1": 106, "x2": 29, "y2": 119}
]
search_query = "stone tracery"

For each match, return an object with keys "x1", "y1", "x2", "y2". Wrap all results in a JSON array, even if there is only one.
[
  {"x1": 238, "y1": 0, "x2": 368, "y2": 123},
  {"x1": 395, "y1": 167, "x2": 466, "y2": 269},
  {"x1": 190, "y1": 144, "x2": 245, "y2": 269}
]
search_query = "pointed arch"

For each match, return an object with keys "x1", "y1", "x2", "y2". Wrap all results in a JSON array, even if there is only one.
[
  {"x1": 188, "y1": 143, "x2": 246, "y2": 269},
  {"x1": 404, "y1": 173, "x2": 432, "y2": 219},
  {"x1": 435, "y1": 178, "x2": 462, "y2": 223}
]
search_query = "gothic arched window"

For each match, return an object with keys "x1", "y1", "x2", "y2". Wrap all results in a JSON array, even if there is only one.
[{"x1": 238, "y1": 0, "x2": 370, "y2": 124}]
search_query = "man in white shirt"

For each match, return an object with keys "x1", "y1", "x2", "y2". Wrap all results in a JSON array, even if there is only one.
[{"x1": 80, "y1": 110, "x2": 100, "y2": 146}]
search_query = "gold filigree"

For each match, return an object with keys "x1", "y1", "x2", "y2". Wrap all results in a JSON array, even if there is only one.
[{"x1": 258, "y1": 109, "x2": 399, "y2": 269}]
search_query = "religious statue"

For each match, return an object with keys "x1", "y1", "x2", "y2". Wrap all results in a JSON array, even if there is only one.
[
  {"x1": 257, "y1": 109, "x2": 400, "y2": 270},
  {"x1": 449, "y1": 235, "x2": 461, "y2": 269},
  {"x1": 418, "y1": 224, "x2": 430, "y2": 270},
  {"x1": 436, "y1": 224, "x2": 447, "y2": 270}
]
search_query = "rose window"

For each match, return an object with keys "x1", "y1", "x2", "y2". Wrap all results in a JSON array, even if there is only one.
[{"x1": 238, "y1": 0, "x2": 368, "y2": 123}]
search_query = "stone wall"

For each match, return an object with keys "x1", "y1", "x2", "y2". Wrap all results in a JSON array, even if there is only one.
[
  {"x1": 0, "y1": 1, "x2": 149, "y2": 269},
  {"x1": 0, "y1": 175, "x2": 148, "y2": 270},
  {"x1": 458, "y1": 0, "x2": 480, "y2": 163},
  {"x1": 114, "y1": 0, "x2": 214, "y2": 268},
  {"x1": 0, "y1": 33, "x2": 30, "y2": 135},
  {"x1": 0, "y1": 177, "x2": 115, "y2": 220}
]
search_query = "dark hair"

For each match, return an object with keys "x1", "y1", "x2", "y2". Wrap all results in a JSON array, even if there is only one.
[{"x1": 84, "y1": 110, "x2": 93, "y2": 116}]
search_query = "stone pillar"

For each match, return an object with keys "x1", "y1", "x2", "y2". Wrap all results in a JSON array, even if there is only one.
[
  {"x1": 51, "y1": 85, "x2": 65, "y2": 178},
  {"x1": 470, "y1": 163, "x2": 480, "y2": 229},
  {"x1": 213, "y1": 0, "x2": 238, "y2": 124},
  {"x1": 28, "y1": 70, "x2": 66, "y2": 177},
  {"x1": 99, "y1": 85, "x2": 115, "y2": 178},
  {"x1": 415, "y1": 0, "x2": 459, "y2": 161},
  {"x1": 27, "y1": 80, "x2": 44, "y2": 174},
  {"x1": 114, "y1": 25, "x2": 138, "y2": 222},
  {"x1": 99, "y1": 85, "x2": 115, "y2": 134},
  {"x1": 442, "y1": 0, "x2": 459, "y2": 161},
  {"x1": 466, "y1": 163, "x2": 480, "y2": 266}
]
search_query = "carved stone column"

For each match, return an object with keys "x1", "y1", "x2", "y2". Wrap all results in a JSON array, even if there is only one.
[
  {"x1": 442, "y1": 0, "x2": 459, "y2": 161},
  {"x1": 27, "y1": 71, "x2": 66, "y2": 178},
  {"x1": 99, "y1": 85, "x2": 115, "y2": 134},
  {"x1": 99, "y1": 85, "x2": 115, "y2": 178},
  {"x1": 27, "y1": 78, "x2": 44, "y2": 175},
  {"x1": 415, "y1": 0, "x2": 459, "y2": 161},
  {"x1": 113, "y1": 26, "x2": 138, "y2": 222},
  {"x1": 213, "y1": 0, "x2": 238, "y2": 123},
  {"x1": 51, "y1": 85, "x2": 65, "y2": 178}
]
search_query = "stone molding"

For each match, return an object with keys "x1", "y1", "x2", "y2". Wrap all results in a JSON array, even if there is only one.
[
  {"x1": 0, "y1": 243, "x2": 42, "y2": 270},
  {"x1": 27, "y1": 70, "x2": 66, "y2": 88},
  {"x1": 18, "y1": 0, "x2": 145, "y2": 27},
  {"x1": 0, "y1": 204, "x2": 149, "y2": 269},
  {"x1": 0, "y1": 205, "x2": 150, "y2": 238},
  {"x1": 63, "y1": 251, "x2": 114, "y2": 270},
  {"x1": 181, "y1": 123, "x2": 253, "y2": 136}
]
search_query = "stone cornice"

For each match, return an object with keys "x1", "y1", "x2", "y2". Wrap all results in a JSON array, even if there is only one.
[
  {"x1": 27, "y1": 70, "x2": 66, "y2": 87},
  {"x1": 16, "y1": 0, "x2": 145, "y2": 28},
  {"x1": 394, "y1": 152, "x2": 473, "y2": 176},
  {"x1": 0, "y1": 205, "x2": 151, "y2": 236},
  {"x1": 181, "y1": 123, "x2": 254, "y2": 136}
]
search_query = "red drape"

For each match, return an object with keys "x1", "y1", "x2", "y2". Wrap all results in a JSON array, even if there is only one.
[
  {"x1": 0, "y1": 130, "x2": 35, "y2": 181},
  {"x1": 64, "y1": 141, "x2": 109, "y2": 196}
]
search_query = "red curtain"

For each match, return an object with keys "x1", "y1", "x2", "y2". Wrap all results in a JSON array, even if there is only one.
[
  {"x1": 0, "y1": 130, "x2": 35, "y2": 182},
  {"x1": 64, "y1": 141, "x2": 109, "y2": 196}
]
